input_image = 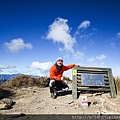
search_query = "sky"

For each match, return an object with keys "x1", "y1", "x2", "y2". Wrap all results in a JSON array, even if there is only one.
[{"x1": 0, "y1": 0, "x2": 120, "y2": 78}]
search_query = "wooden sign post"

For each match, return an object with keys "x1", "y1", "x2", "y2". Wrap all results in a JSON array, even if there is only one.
[{"x1": 72, "y1": 66, "x2": 117, "y2": 99}]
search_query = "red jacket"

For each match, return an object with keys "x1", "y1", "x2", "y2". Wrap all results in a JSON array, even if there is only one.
[{"x1": 50, "y1": 64, "x2": 76, "y2": 81}]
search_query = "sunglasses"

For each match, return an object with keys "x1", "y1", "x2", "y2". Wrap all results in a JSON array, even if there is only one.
[{"x1": 57, "y1": 60, "x2": 63, "y2": 62}]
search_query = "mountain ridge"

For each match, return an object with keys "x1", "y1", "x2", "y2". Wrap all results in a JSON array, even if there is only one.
[{"x1": 0, "y1": 73, "x2": 40, "y2": 85}]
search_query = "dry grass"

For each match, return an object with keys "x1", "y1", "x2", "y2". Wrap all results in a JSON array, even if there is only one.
[
  {"x1": 0, "y1": 75, "x2": 49, "y2": 99},
  {"x1": 1, "y1": 75, "x2": 72, "y2": 90},
  {"x1": 1, "y1": 75, "x2": 49, "y2": 89},
  {"x1": 115, "y1": 77, "x2": 120, "y2": 95},
  {"x1": 2, "y1": 74, "x2": 119, "y2": 98},
  {"x1": 0, "y1": 88, "x2": 12, "y2": 99},
  {"x1": 0, "y1": 75, "x2": 72, "y2": 99}
]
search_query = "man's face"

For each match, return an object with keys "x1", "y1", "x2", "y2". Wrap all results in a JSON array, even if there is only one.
[{"x1": 56, "y1": 59, "x2": 63, "y2": 66}]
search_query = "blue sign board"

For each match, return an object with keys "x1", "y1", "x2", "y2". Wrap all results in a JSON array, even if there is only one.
[{"x1": 81, "y1": 74, "x2": 105, "y2": 86}]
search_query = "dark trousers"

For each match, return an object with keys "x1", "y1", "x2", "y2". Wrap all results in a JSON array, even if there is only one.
[{"x1": 50, "y1": 80, "x2": 69, "y2": 93}]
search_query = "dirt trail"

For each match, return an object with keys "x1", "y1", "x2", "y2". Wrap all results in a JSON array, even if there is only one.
[{"x1": 1, "y1": 83, "x2": 120, "y2": 115}]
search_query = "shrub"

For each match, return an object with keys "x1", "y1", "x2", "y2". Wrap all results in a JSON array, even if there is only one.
[
  {"x1": 0, "y1": 88, "x2": 13, "y2": 100},
  {"x1": 115, "y1": 77, "x2": 120, "y2": 91},
  {"x1": 63, "y1": 76, "x2": 72, "y2": 84},
  {"x1": 1, "y1": 75, "x2": 49, "y2": 89},
  {"x1": 1, "y1": 74, "x2": 72, "y2": 90}
]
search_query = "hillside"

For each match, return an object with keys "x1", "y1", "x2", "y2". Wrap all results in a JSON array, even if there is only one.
[
  {"x1": 1, "y1": 83, "x2": 120, "y2": 115},
  {"x1": 0, "y1": 74, "x2": 40, "y2": 85},
  {"x1": 0, "y1": 75, "x2": 120, "y2": 117}
]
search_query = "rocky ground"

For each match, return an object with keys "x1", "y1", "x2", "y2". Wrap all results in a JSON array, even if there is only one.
[{"x1": 0, "y1": 83, "x2": 120, "y2": 115}]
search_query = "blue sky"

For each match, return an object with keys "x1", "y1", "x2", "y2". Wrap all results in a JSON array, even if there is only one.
[{"x1": 0, "y1": 0, "x2": 120, "y2": 78}]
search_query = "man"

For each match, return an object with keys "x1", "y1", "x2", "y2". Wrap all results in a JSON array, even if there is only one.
[{"x1": 49, "y1": 57, "x2": 79, "y2": 99}]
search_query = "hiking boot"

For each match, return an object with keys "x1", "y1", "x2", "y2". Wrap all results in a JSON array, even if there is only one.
[{"x1": 51, "y1": 92, "x2": 57, "y2": 99}]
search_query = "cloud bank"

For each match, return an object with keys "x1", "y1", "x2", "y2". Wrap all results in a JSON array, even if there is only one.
[
  {"x1": 87, "y1": 54, "x2": 107, "y2": 62},
  {"x1": 78, "y1": 20, "x2": 90, "y2": 29},
  {"x1": 4, "y1": 38, "x2": 33, "y2": 53},
  {"x1": 117, "y1": 32, "x2": 120, "y2": 38},
  {"x1": 46, "y1": 17, "x2": 76, "y2": 53},
  {"x1": 0, "y1": 64, "x2": 16, "y2": 73},
  {"x1": 0, "y1": 64, "x2": 16, "y2": 69},
  {"x1": 29, "y1": 61, "x2": 53, "y2": 72}
]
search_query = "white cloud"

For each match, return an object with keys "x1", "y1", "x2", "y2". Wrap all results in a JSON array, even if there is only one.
[
  {"x1": 96, "y1": 54, "x2": 106, "y2": 60},
  {"x1": 0, "y1": 64, "x2": 16, "y2": 74},
  {"x1": 4, "y1": 38, "x2": 33, "y2": 53},
  {"x1": 87, "y1": 57, "x2": 95, "y2": 62},
  {"x1": 64, "y1": 69, "x2": 73, "y2": 80},
  {"x1": 87, "y1": 54, "x2": 106, "y2": 63},
  {"x1": 99, "y1": 62, "x2": 105, "y2": 67},
  {"x1": 46, "y1": 17, "x2": 76, "y2": 53},
  {"x1": 78, "y1": 20, "x2": 90, "y2": 29},
  {"x1": 110, "y1": 42, "x2": 116, "y2": 49},
  {"x1": 117, "y1": 32, "x2": 120, "y2": 38},
  {"x1": 0, "y1": 69, "x2": 3, "y2": 73},
  {"x1": 78, "y1": 33, "x2": 94, "y2": 40},
  {"x1": 0, "y1": 64, "x2": 16, "y2": 69},
  {"x1": 113, "y1": 67, "x2": 120, "y2": 77},
  {"x1": 89, "y1": 62, "x2": 105, "y2": 67},
  {"x1": 74, "y1": 20, "x2": 95, "y2": 41},
  {"x1": 72, "y1": 51, "x2": 85, "y2": 60},
  {"x1": 29, "y1": 61, "x2": 53, "y2": 76},
  {"x1": 83, "y1": 46, "x2": 87, "y2": 50},
  {"x1": 8, "y1": 70, "x2": 19, "y2": 74},
  {"x1": 29, "y1": 61, "x2": 53, "y2": 72}
]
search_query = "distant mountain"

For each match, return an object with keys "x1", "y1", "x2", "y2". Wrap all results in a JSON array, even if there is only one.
[
  {"x1": 0, "y1": 74, "x2": 40, "y2": 85},
  {"x1": 0, "y1": 73, "x2": 21, "y2": 81}
]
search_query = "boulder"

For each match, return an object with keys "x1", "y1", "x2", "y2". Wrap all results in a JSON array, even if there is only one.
[{"x1": 0, "y1": 98, "x2": 13, "y2": 109}]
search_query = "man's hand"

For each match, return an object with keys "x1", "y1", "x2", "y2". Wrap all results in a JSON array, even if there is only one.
[{"x1": 61, "y1": 76, "x2": 64, "y2": 81}]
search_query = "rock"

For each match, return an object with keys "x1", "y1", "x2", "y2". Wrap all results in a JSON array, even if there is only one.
[
  {"x1": 0, "y1": 98, "x2": 13, "y2": 109},
  {"x1": 67, "y1": 100, "x2": 74, "y2": 104},
  {"x1": 101, "y1": 93, "x2": 111, "y2": 98},
  {"x1": 80, "y1": 93, "x2": 93, "y2": 97},
  {"x1": 0, "y1": 89, "x2": 11, "y2": 99},
  {"x1": 93, "y1": 92, "x2": 103, "y2": 96},
  {"x1": 91, "y1": 96, "x2": 104, "y2": 105},
  {"x1": 104, "y1": 102, "x2": 117, "y2": 112},
  {"x1": 0, "y1": 102, "x2": 6, "y2": 109}
]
